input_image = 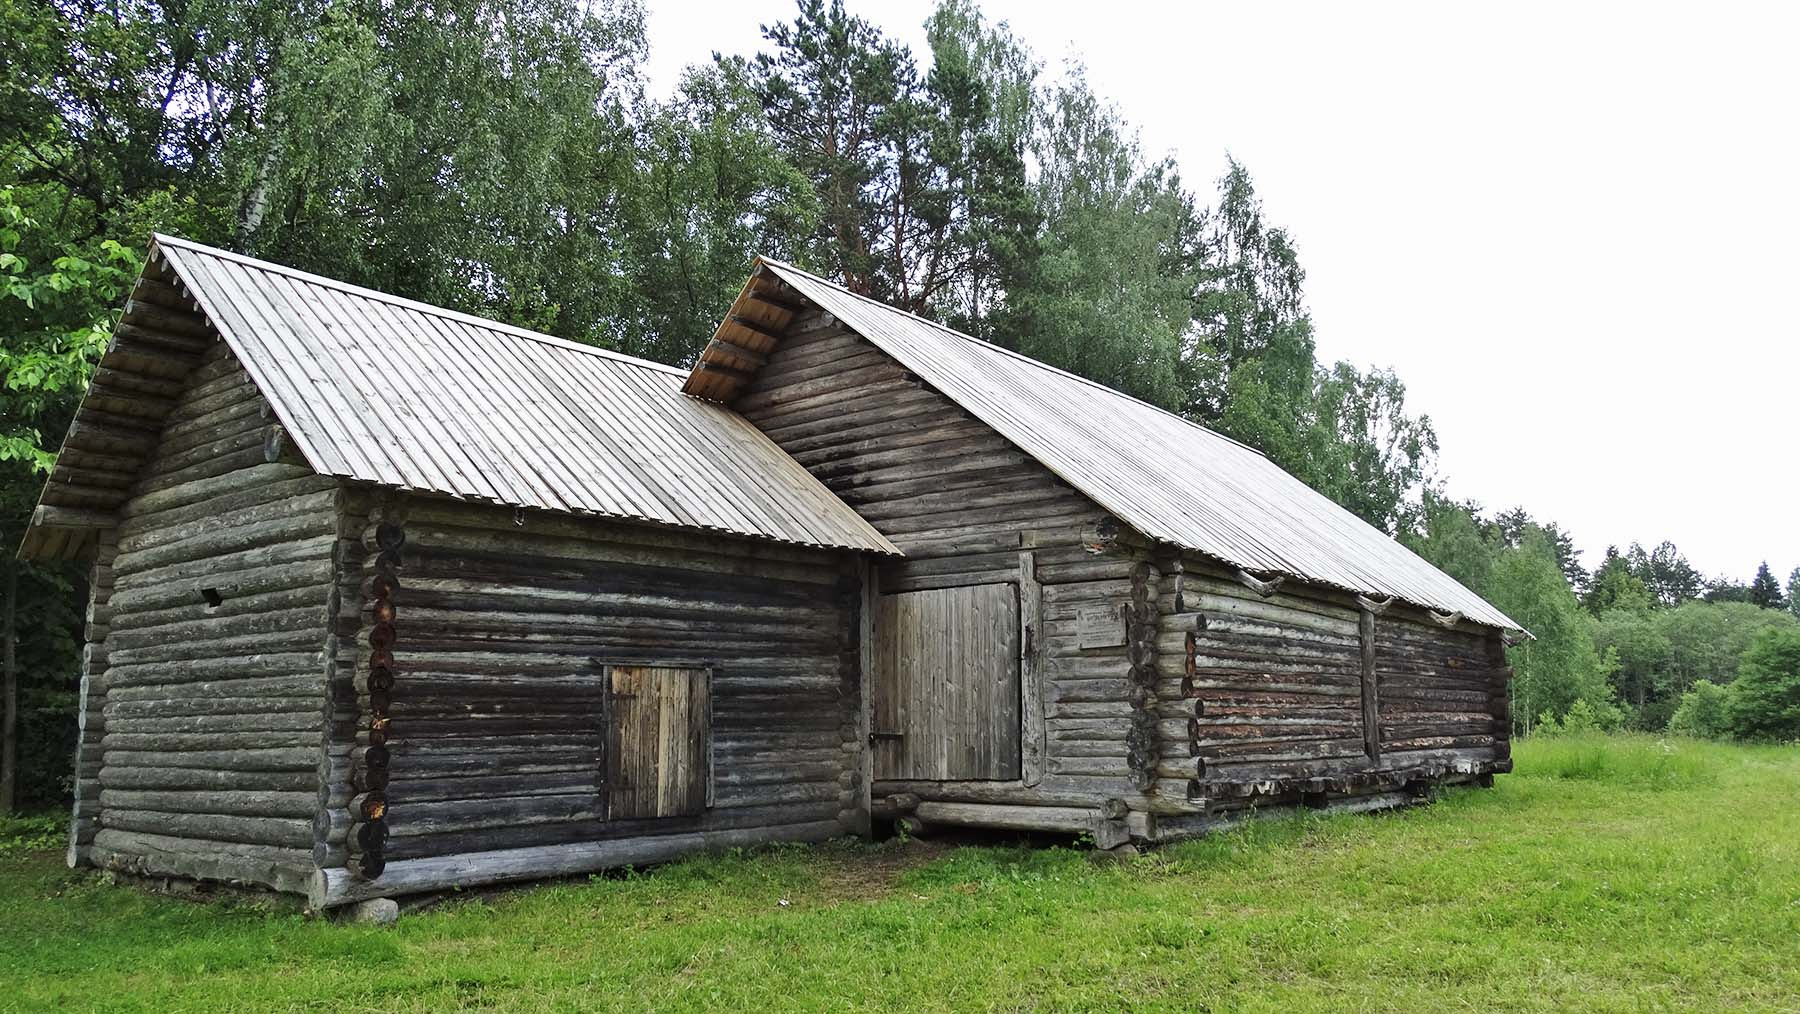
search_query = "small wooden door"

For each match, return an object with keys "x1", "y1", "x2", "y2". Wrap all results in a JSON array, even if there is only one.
[
  {"x1": 872, "y1": 583, "x2": 1021, "y2": 780},
  {"x1": 605, "y1": 665, "x2": 711, "y2": 818}
]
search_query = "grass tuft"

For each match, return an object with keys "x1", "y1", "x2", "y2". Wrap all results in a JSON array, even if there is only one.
[{"x1": 1514, "y1": 732, "x2": 1716, "y2": 789}]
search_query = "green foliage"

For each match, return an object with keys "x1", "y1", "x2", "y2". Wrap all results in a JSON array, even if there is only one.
[
  {"x1": 1626, "y1": 540, "x2": 1703, "y2": 608},
  {"x1": 1585, "y1": 546, "x2": 1654, "y2": 615},
  {"x1": 1656, "y1": 600, "x2": 1798, "y2": 701},
  {"x1": 750, "y1": 0, "x2": 946, "y2": 309},
  {"x1": 0, "y1": 812, "x2": 62, "y2": 853},
  {"x1": 616, "y1": 61, "x2": 819, "y2": 363},
  {"x1": 1788, "y1": 567, "x2": 1800, "y2": 619},
  {"x1": 1402, "y1": 492, "x2": 1497, "y2": 593},
  {"x1": 1291, "y1": 362, "x2": 1437, "y2": 534},
  {"x1": 1000, "y1": 68, "x2": 1195, "y2": 407},
  {"x1": 1593, "y1": 600, "x2": 1797, "y2": 730},
  {"x1": 242, "y1": 0, "x2": 650, "y2": 340},
  {"x1": 1667, "y1": 680, "x2": 1733, "y2": 739},
  {"x1": 1590, "y1": 608, "x2": 1671, "y2": 723},
  {"x1": 1189, "y1": 156, "x2": 1313, "y2": 427},
  {"x1": 1725, "y1": 627, "x2": 1800, "y2": 741},
  {"x1": 0, "y1": 187, "x2": 141, "y2": 470},
  {"x1": 920, "y1": 0, "x2": 1038, "y2": 342},
  {"x1": 1534, "y1": 697, "x2": 1625, "y2": 737}
]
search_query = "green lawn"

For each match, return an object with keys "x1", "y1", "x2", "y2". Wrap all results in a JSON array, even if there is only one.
[{"x1": 5, "y1": 736, "x2": 1799, "y2": 1012}]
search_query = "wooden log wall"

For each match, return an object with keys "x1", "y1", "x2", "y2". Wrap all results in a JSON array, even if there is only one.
[
  {"x1": 87, "y1": 341, "x2": 338, "y2": 895},
  {"x1": 66, "y1": 536, "x2": 116, "y2": 867},
  {"x1": 1375, "y1": 616, "x2": 1511, "y2": 762},
  {"x1": 316, "y1": 489, "x2": 371, "y2": 875},
  {"x1": 1154, "y1": 555, "x2": 1511, "y2": 820},
  {"x1": 313, "y1": 496, "x2": 855, "y2": 886},
  {"x1": 735, "y1": 308, "x2": 1165, "y2": 828}
]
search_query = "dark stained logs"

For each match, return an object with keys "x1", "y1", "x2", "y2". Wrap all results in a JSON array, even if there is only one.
[
  {"x1": 347, "y1": 504, "x2": 400, "y2": 879},
  {"x1": 85, "y1": 343, "x2": 337, "y2": 891},
  {"x1": 736, "y1": 312, "x2": 1158, "y2": 824},
  {"x1": 1359, "y1": 606, "x2": 1381, "y2": 762},
  {"x1": 1162, "y1": 560, "x2": 1509, "y2": 805},
  {"x1": 310, "y1": 495, "x2": 858, "y2": 892}
]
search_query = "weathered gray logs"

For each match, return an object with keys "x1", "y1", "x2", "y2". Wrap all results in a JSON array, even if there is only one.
[
  {"x1": 910, "y1": 801, "x2": 1105, "y2": 837},
  {"x1": 93, "y1": 829, "x2": 314, "y2": 895},
  {"x1": 310, "y1": 820, "x2": 842, "y2": 908}
]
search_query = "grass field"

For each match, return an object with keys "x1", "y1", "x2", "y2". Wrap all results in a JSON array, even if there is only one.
[{"x1": 4, "y1": 735, "x2": 1798, "y2": 1012}]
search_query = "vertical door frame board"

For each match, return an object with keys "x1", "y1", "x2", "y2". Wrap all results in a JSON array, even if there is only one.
[
  {"x1": 851, "y1": 559, "x2": 877, "y2": 837},
  {"x1": 598, "y1": 664, "x2": 614, "y2": 820},
  {"x1": 1358, "y1": 609, "x2": 1381, "y2": 762},
  {"x1": 698, "y1": 667, "x2": 715, "y2": 811},
  {"x1": 1019, "y1": 550, "x2": 1045, "y2": 787}
]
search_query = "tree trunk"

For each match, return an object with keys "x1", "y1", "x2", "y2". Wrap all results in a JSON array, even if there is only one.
[{"x1": 1, "y1": 558, "x2": 17, "y2": 814}]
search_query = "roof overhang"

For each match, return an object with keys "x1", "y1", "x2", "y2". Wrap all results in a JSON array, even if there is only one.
[
  {"x1": 682, "y1": 258, "x2": 818, "y2": 404},
  {"x1": 18, "y1": 237, "x2": 221, "y2": 562},
  {"x1": 685, "y1": 255, "x2": 1527, "y2": 637}
]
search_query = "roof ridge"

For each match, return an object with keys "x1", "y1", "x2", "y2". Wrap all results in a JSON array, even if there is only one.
[
  {"x1": 758, "y1": 256, "x2": 1268, "y2": 459},
  {"x1": 152, "y1": 233, "x2": 688, "y2": 377}
]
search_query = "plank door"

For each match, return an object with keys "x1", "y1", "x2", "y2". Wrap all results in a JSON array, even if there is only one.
[
  {"x1": 872, "y1": 584, "x2": 1021, "y2": 781},
  {"x1": 605, "y1": 665, "x2": 711, "y2": 819}
]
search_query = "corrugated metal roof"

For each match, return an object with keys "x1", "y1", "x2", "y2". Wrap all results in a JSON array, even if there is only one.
[
  {"x1": 141, "y1": 236, "x2": 897, "y2": 555},
  {"x1": 751, "y1": 258, "x2": 1521, "y2": 631}
]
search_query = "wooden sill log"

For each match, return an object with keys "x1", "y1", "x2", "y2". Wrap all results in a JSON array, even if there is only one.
[{"x1": 309, "y1": 819, "x2": 842, "y2": 909}]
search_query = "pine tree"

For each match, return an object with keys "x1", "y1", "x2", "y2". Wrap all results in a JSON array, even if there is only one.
[{"x1": 1749, "y1": 561, "x2": 1786, "y2": 610}]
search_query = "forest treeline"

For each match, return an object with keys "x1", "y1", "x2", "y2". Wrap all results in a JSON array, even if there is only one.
[{"x1": 1, "y1": 0, "x2": 1795, "y2": 807}]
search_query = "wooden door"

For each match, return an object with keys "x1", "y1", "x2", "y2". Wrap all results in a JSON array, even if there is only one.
[
  {"x1": 605, "y1": 665, "x2": 711, "y2": 819},
  {"x1": 872, "y1": 584, "x2": 1021, "y2": 781}
]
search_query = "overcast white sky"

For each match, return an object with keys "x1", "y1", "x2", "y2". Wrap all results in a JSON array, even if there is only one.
[{"x1": 643, "y1": 1, "x2": 1798, "y2": 585}]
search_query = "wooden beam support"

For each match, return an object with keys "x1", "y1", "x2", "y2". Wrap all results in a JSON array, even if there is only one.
[
  {"x1": 131, "y1": 276, "x2": 195, "y2": 310},
  {"x1": 745, "y1": 287, "x2": 808, "y2": 315},
  {"x1": 1235, "y1": 569, "x2": 1285, "y2": 598},
  {"x1": 727, "y1": 314, "x2": 784, "y2": 344},
  {"x1": 89, "y1": 366, "x2": 187, "y2": 399},
  {"x1": 694, "y1": 360, "x2": 756, "y2": 384},
  {"x1": 112, "y1": 322, "x2": 211, "y2": 356},
  {"x1": 32, "y1": 505, "x2": 116, "y2": 530},
  {"x1": 123, "y1": 300, "x2": 211, "y2": 340},
  {"x1": 704, "y1": 339, "x2": 768, "y2": 369},
  {"x1": 1358, "y1": 605, "x2": 1381, "y2": 763}
]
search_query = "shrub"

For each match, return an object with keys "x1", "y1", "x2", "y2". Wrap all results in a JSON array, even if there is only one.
[
  {"x1": 1536, "y1": 696, "x2": 1625, "y2": 736},
  {"x1": 1667, "y1": 680, "x2": 1733, "y2": 739},
  {"x1": 0, "y1": 814, "x2": 64, "y2": 854},
  {"x1": 1725, "y1": 627, "x2": 1800, "y2": 741}
]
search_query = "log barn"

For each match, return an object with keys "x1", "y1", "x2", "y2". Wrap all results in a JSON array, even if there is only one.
[{"x1": 22, "y1": 235, "x2": 1524, "y2": 908}]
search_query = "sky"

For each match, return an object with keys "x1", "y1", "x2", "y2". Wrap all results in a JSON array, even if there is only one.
[{"x1": 641, "y1": 0, "x2": 1799, "y2": 586}]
